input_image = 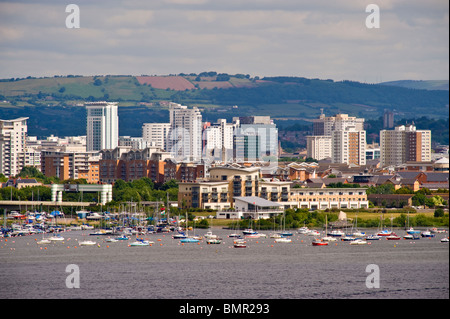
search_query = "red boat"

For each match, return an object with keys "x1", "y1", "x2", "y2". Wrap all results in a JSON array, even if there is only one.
[
  {"x1": 312, "y1": 239, "x2": 329, "y2": 246},
  {"x1": 386, "y1": 233, "x2": 401, "y2": 240}
]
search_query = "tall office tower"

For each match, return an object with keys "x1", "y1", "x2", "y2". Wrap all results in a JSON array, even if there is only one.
[
  {"x1": 0, "y1": 117, "x2": 28, "y2": 176},
  {"x1": 332, "y1": 128, "x2": 366, "y2": 165},
  {"x1": 380, "y1": 124, "x2": 431, "y2": 167},
  {"x1": 142, "y1": 123, "x2": 170, "y2": 150},
  {"x1": 168, "y1": 103, "x2": 202, "y2": 162},
  {"x1": 85, "y1": 102, "x2": 119, "y2": 151},
  {"x1": 306, "y1": 136, "x2": 332, "y2": 160}
]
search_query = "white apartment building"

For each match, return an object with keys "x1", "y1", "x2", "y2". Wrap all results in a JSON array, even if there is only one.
[
  {"x1": 0, "y1": 117, "x2": 28, "y2": 176},
  {"x1": 86, "y1": 102, "x2": 119, "y2": 152},
  {"x1": 308, "y1": 112, "x2": 366, "y2": 165},
  {"x1": 332, "y1": 127, "x2": 366, "y2": 165},
  {"x1": 142, "y1": 123, "x2": 170, "y2": 150},
  {"x1": 168, "y1": 103, "x2": 202, "y2": 162},
  {"x1": 119, "y1": 136, "x2": 148, "y2": 149},
  {"x1": 313, "y1": 112, "x2": 365, "y2": 136},
  {"x1": 203, "y1": 119, "x2": 236, "y2": 162},
  {"x1": 380, "y1": 124, "x2": 431, "y2": 167},
  {"x1": 306, "y1": 135, "x2": 332, "y2": 160}
]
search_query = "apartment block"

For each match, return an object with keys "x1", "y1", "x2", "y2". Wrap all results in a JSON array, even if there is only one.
[
  {"x1": 380, "y1": 124, "x2": 431, "y2": 167},
  {"x1": 168, "y1": 103, "x2": 202, "y2": 162},
  {"x1": 290, "y1": 187, "x2": 369, "y2": 210},
  {"x1": 203, "y1": 119, "x2": 236, "y2": 162},
  {"x1": 41, "y1": 151, "x2": 100, "y2": 182},
  {"x1": 142, "y1": 123, "x2": 170, "y2": 150},
  {"x1": 0, "y1": 117, "x2": 28, "y2": 177},
  {"x1": 178, "y1": 166, "x2": 295, "y2": 210},
  {"x1": 86, "y1": 101, "x2": 119, "y2": 152},
  {"x1": 306, "y1": 135, "x2": 332, "y2": 160},
  {"x1": 313, "y1": 112, "x2": 364, "y2": 136},
  {"x1": 332, "y1": 128, "x2": 366, "y2": 165},
  {"x1": 99, "y1": 146, "x2": 171, "y2": 183}
]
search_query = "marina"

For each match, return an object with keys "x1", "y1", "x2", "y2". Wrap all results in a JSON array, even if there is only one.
[{"x1": 0, "y1": 225, "x2": 448, "y2": 299}]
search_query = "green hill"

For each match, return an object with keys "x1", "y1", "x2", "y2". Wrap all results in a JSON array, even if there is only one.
[
  {"x1": 0, "y1": 74, "x2": 448, "y2": 138},
  {"x1": 379, "y1": 80, "x2": 449, "y2": 91}
]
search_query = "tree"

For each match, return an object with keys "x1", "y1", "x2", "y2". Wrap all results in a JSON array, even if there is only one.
[
  {"x1": 434, "y1": 208, "x2": 444, "y2": 218},
  {"x1": 93, "y1": 78, "x2": 102, "y2": 86},
  {"x1": 160, "y1": 179, "x2": 178, "y2": 191}
]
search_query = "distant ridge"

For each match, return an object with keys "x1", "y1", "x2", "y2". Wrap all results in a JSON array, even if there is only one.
[{"x1": 379, "y1": 80, "x2": 449, "y2": 91}]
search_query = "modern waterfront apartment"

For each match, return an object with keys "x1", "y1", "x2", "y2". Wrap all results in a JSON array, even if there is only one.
[
  {"x1": 290, "y1": 187, "x2": 369, "y2": 210},
  {"x1": 86, "y1": 101, "x2": 119, "y2": 152},
  {"x1": 0, "y1": 117, "x2": 28, "y2": 177}
]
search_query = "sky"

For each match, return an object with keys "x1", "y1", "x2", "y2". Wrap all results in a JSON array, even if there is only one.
[{"x1": 0, "y1": 0, "x2": 448, "y2": 83}]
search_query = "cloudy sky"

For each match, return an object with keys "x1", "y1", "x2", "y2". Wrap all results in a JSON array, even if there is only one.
[{"x1": 0, "y1": 0, "x2": 448, "y2": 83}]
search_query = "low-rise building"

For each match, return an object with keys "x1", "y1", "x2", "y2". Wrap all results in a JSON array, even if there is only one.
[{"x1": 290, "y1": 187, "x2": 369, "y2": 210}]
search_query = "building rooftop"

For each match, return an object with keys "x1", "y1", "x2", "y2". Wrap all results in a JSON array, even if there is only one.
[{"x1": 234, "y1": 196, "x2": 283, "y2": 208}]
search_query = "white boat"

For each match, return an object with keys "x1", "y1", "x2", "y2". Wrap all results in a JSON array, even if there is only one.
[
  {"x1": 274, "y1": 237, "x2": 292, "y2": 243},
  {"x1": 79, "y1": 240, "x2": 97, "y2": 246},
  {"x1": 430, "y1": 228, "x2": 446, "y2": 234},
  {"x1": 350, "y1": 239, "x2": 368, "y2": 245},
  {"x1": 243, "y1": 228, "x2": 257, "y2": 235},
  {"x1": 86, "y1": 212, "x2": 103, "y2": 220},
  {"x1": 327, "y1": 230, "x2": 345, "y2": 237},
  {"x1": 307, "y1": 230, "x2": 320, "y2": 236},
  {"x1": 37, "y1": 239, "x2": 51, "y2": 245},
  {"x1": 129, "y1": 240, "x2": 151, "y2": 246},
  {"x1": 322, "y1": 236, "x2": 338, "y2": 242},
  {"x1": 49, "y1": 235, "x2": 65, "y2": 241},
  {"x1": 204, "y1": 231, "x2": 218, "y2": 239},
  {"x1": 441, "y1": 237, "x2": 449, "y2": 243},
  {"x1": 105, "y1": 238, "x2": 119, "y2": 242},
  {"x1": 270, "y1": 233, "x2": 282, "y2": 238},
  {"x1": 421, "y1": 231, "x2": 435, "y2": 238},
  {"x1": 297, "y1": 227, "x2": 309, "y2": 234},
  {"x1": 366, "y1": 234, "x2": 381, "y2": 241},
  {"x1": 352, "y1": 230, "x2": 366, "y2": 237}
]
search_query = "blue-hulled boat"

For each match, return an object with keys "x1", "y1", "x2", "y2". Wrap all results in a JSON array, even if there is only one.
[{"x1": 180, "y1": 237, "x2": 199, "y2": 243}]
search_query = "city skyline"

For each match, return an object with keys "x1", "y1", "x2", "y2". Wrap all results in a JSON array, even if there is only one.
[{"x1": 0, "y1": 0, "x2": 448, "y2": 83}]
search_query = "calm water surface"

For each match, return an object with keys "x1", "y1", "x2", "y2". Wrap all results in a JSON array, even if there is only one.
[{"x1": 0, "y1": 228, "x2": 448, "y2": 299}]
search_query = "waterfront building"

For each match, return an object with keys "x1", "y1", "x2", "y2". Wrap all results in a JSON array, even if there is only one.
[
  {"x1": 99, "y1": 146, "x2": 173, "y2": 184},
  {"x1": 178, "y1": 165, "x2": 296, "y2": 210},
  {"x1": 86, "y1": 101, "x2": 119, "y2": 152},
  {"x1": 290, "y1": 187, "x2": 369, "y2": 210},
  {"x1": 40, "y1": 150, "x2": 100, "y2": 183},
  {"x1": 0, "y1": 117, "x2": 28, "y2": 177}
]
